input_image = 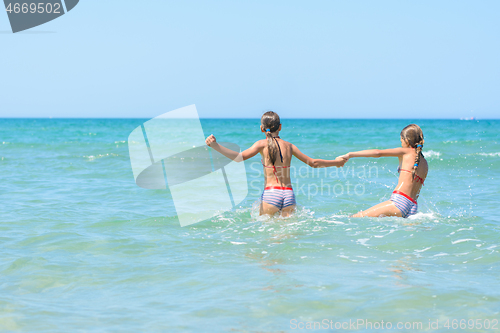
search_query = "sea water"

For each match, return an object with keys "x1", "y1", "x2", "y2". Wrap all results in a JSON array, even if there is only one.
[{"x1": 1, "y1": 118, "x2": 499, "y2": 332}]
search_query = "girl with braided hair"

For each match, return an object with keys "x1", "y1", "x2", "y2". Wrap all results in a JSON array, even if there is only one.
[
  {"x1": 205, "y1": 111, "x2": 346, "y2": 217},
  {"x1": 339, "y1": 124, "x2": 428, "y2": 218}
]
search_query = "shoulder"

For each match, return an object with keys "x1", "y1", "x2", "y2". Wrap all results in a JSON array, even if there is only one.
[
  {"x1": 388, "y1": 147, "x2": 414, "y2": 155},
  {"x1": 400, "y1": 148, "x2": 419, "y2": 161},
  {"x1": 252, "y1": 139, "x2": 267, "y2": 148},
  {"x1": 280, "y1": 140, "x2": 295, "y2": 150},
  {"x1": 399, "y1": 147, "x2": 415, "y2": 154}
]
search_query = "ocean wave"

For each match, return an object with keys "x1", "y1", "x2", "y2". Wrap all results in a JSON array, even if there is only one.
[
  {"x1": 451, "y1": 238, "x2": 481, "y2": 244},
  {"x1": 407, "y1": 211, "x2": 440, "y2": 220},
  {"x1": 414, "y1": 246, "x2": 432, "y2": 253},
  {"x1": 477, "y1": 152, "x2": 500, "y2": 157},
  {"x1": 423, "y1": 150, "x2": 441, "y2": 158},
  {"x1": 443, "y1": 139, "x2": 480, "y2": 144},
  {"x1": 84, "y1": 153, "x2": 119, "y2": 161}
]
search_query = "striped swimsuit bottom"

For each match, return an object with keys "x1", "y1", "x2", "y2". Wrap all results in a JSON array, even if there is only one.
[
  {"x1": 390, "y1": 190, "x2": 418, "y2": 218},
  {"x1": 261, "y1": 186, "x2": 296, "y2": 210}
]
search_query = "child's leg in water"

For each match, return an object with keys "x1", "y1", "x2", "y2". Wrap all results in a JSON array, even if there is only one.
[
  {"x1": 260, "y1": 203, "x2": 296, "y2": 217},
  {"x1": 280, "y1": 205, "x2": 296, "y2": 217},
  {"x1": 260, "y1": 202, "x2": 281, "y2": 216},
  {"x1": 351, "y1": 200, "x2": 402, "y2": 218}
]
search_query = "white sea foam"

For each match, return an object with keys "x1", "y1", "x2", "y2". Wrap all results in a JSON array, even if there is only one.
[
  {"x1": 415, "y1": 247, "x2": 432, "y2": 253},
  {"x1": 326, "y1": 220, "x2": 345, "y2": 224},
  {"x1": 374, "y1": 229, "x2": 395, "y2": 238},
  {"x1": 84, "y1": 153, "x2": 119, "y2": 161},
  {"x1": 452, "y1": 239, "x2": 480, "y2": 244},
  {"x1": 407, "y1": 211, "x2": 439, "y2": 220},
  {"x1": 477, "y1": 152, "x2": 500, "y2": 157},
  {"x1": 423, "y1": 150, "x2": 441, "y2": 158},
  {"x1": 357, "y1": 238, "x2": 370, "y2": 246}
]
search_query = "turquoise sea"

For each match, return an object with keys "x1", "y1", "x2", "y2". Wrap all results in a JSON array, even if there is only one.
[{"x1": 1, "y1": 118, "x2": 499, "y2": 332}]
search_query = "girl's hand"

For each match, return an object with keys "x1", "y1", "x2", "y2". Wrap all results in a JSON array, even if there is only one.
[
  {"x1": 205, "y1": 134, "x2": 217, "y2": 147},
  {"x1": 337, "y1": 153, "x2": 350, "y2": 161},
  {"x1": 334, "y1": 157, "x2": 347, "y2": 167}
]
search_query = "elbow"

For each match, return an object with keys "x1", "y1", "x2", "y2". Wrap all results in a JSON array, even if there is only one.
[
  {"x1": 311, "y1": 159, "x2": 320, "y2": 168},
  {"x1": 374, "y1": 150, "x2": 381, "y2": 158}
]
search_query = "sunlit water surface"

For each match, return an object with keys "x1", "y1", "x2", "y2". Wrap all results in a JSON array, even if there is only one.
[{"x1": 1, "y1": 119, "x2": 499, "y2": 332}]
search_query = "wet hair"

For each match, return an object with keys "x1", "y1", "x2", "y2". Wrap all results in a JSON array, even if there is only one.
[
  {"x1": 400, "y1": 124, "x2": 424, "y2": 181},
  {"x1": 261, "y1": 111, "x2": 281, "y2": 166}
]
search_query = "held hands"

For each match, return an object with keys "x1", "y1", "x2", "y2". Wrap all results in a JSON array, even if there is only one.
[
  {"x1": 205, "y1": 134, "x2": 217, "y2": 147},
  {"x1": 333, "y1": 153, "x2": 350, "y2": 167},
  {"x1": 334, "y1": 156, "x2": 347, "y2": 167},
  {"x1": 337, "y1": 153, "x2": 350, "y2": 162}
]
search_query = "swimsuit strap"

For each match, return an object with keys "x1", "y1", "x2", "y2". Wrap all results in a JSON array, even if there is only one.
[
  {"x1": 398, "y1": 167, "x2": 424, "y2": 185},
  {"x1": 262, "y1": 163, "x2": 289, "y2": 169},
  {"x1": 262, "y1": 161, "x2": 290, "y2": 183},
  {"x1": 398, "y1": 168, "x2": 413, "y2": 174},
  {"x1": 261, "y1": 138, "x2": 289, "y2": 183}
]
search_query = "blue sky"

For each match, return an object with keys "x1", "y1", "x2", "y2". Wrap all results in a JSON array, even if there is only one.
[{"x1": 1, "y1": 1, "x2": 499, "y2": 119}]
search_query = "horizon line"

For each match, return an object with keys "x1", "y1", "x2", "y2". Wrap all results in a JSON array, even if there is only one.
[{"x1": 0, "y1": 117, "x2": 492, "y2": 120}]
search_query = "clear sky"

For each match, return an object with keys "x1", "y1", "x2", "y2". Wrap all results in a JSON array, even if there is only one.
[{"x1": 1, "y1": 1, "x2": 499, "y2": 119}]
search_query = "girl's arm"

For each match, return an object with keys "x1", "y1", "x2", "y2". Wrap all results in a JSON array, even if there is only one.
[
  {"x1": 291, "y1": 144, "x2": 346, "y2": 168},
  {"x1": 340, "y1": 148, "x2": 408, "y2": 160},
  {"x1": 205, "y1": 134, "x2": 264, "y2": 161}
]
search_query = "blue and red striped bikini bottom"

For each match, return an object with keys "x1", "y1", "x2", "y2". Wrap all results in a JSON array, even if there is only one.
[
  {"x1": 390, "y1": 190, "x2": 418, "y2": 218},
  {"x1": 261, "y1": 186, "x2": 296, "y2": 210}
]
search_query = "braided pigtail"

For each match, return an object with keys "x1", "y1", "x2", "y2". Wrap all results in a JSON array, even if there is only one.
[
  {"x1": 412, "y1": 140, "x2": 424, "y2": 181},
  {"x1": 261, "y1": 111, "x2": 281, "y2": 166},
  {"x1": 401, "y1": 124, "x2": 425, "y2": 182}
]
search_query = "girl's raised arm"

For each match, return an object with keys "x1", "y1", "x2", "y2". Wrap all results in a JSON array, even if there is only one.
[
  {"x1": 341, "y1": 148, "x2": 408, "y2": 160},
  {"x1": 292, "y1": 144, "x2": 346, "y2": 168},
  {"x1": 205, "y1": 134, "x2": 264, "y2": 161}
]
